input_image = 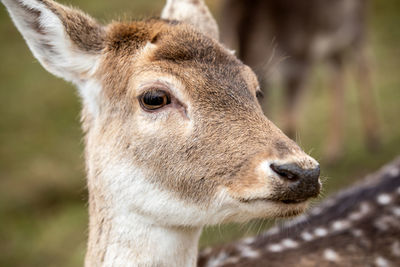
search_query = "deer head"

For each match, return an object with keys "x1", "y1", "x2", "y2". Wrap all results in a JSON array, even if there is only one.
[{"x1": 2, "y1": 0, "x2": 320, "y2": 265}]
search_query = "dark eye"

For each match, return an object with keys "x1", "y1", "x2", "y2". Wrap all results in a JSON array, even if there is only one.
[
  {"x1": 256, "y1": 90, "x2": 264, "y2": 100},
  {"x1": 139, "y1": 90, "x2": 171, "y2": 111}
]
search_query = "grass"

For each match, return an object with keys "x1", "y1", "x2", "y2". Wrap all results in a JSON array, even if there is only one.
[{"x1": 0, "y1": 0, "x2": 399, "y2": 265}]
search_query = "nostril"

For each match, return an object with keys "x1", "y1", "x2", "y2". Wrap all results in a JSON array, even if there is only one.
[
  {"x1": 270, "y1": 163, "x2": 298, "y2": 180},
  {"x1": 270, "y1": 163, "x2": 320, "y2": 182}
]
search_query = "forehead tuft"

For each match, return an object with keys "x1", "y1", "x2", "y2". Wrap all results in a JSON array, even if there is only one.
[
  {"x1": 105, "y1": 19, "x2": 170, "y2": 52},
  {"x1": 105, "y1": 19, "x2": 243, "y2": 69},
  {"x1": 152, "y1": 24, "x2": 238, "y2": 66}
]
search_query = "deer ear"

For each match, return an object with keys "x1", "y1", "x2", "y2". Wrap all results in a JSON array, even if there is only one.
[
  {"x1": 2, "y1": 0, "x2": 105, "y2": 84},
  {"x1": 161, "y1": 0, "x2": 219, "y2": 40}
]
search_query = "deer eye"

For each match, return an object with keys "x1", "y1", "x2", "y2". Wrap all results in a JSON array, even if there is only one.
[
  {"x1": 256, "y1": 90, "x2": 264, "y2": 100},
  {"x1": 139, "y1": 90, "x2": 171, "y2": 111}
]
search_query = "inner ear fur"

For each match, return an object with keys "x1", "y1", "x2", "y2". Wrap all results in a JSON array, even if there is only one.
[
  {"x1": 45, "y1": 1, "x2": 106, "y2": 53},
  {"x1": 2, "y1": 0, "x2": 106, "y2": 82},
  {"x1": 12, "y1": 0, "x2": 106, "y2": 53},
  {"x1": 161, "y1": 0, "x2": 219, "y2": 40}
]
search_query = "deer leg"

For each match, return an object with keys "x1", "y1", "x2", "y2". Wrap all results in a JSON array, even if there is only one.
[
  {"x1": 324, "y1": 55, "x2": 345, "y2": 163},
  {"x1": 355, "y1": 47, "x2": 380, "y2": 151}
]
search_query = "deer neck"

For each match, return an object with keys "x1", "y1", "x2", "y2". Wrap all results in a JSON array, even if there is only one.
[{"x1": 85, "y1": 195, "x2": 202, "y2": 267}]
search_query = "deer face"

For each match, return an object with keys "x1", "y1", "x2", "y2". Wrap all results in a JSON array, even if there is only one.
[
  {"x1": 3, "y1": 0, "x2": 320, "y2": 227},
  {"x1": 88, "y1": 20, "x2": 320, "y2": 225}
]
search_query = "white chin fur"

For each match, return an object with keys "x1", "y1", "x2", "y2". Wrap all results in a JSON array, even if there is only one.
[{"x1": 100, "y1": 158, "x2": 308, "y2": 227}]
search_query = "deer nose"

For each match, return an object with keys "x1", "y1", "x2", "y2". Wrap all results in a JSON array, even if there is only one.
[
  {"x1": 270, "y1": 162, "x2": 321, "y2": 200},
  {"x1": 270, "y1": 163, "x2": 320, "y2": 182}
]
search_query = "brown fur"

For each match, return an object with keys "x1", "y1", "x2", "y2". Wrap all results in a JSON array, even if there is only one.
[
  {"x1": 3, "y1": 0, "x2": 322, "y2": 265},
  {"x1": 39, "y1": 0, "x2": 105, "y2": 52},
  {"x1": 90, "y1": 20, "x2": 314, "y2": 204},
  {"x1": 75, "y1": 18, "x2": 319, "y2": 263}
]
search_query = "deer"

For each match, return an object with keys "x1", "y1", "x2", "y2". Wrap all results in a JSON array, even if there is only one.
[
  {"x1": 219, "y1": 0, "x2": 381, "y2": 162},
  {"x1": 199, "y1": 157, "x2": 400, "y2": 267},
  {"x1": 1, "y1": 0, "x2": 322, "y2": 266}
]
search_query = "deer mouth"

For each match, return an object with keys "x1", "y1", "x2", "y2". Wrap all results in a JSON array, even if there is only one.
[
  {"x1": 280, "y1": 198, "x2": 308, "y2": 204},
  {"x1": 234, "y1": 195, "x2": 312, "y2": 219},
  {"x1": 239, "y1": 197, "x2": 309, "y2": 205}
]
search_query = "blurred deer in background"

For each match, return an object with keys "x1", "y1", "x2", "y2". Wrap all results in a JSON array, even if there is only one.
[
  {"x1": 199, "y1": 157, "x2": 400, "y2": 266},
  {"x1": 220, "y1": 0, "x2": 381, "y2": 162}
]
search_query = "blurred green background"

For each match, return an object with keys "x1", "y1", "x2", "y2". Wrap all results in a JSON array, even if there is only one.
[{"x1": 0, "y1": 0, "x2": 399, "y2": 266}]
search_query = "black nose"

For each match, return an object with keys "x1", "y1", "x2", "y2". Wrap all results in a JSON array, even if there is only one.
[{"x1": 270, "y1": 162, "x2": 321, "y2": 201}]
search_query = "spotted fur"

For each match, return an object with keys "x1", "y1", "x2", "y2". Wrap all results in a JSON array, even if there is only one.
[{"x1": 199, "y1": 157, "x2": 400, "y2": 267}]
